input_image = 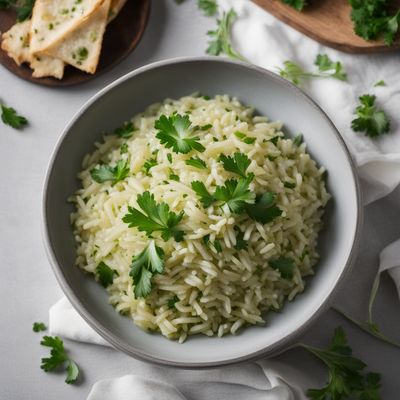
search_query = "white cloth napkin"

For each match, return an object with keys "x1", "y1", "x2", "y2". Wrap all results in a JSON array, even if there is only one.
[
  {"x1": 86, "y1": 362, "x2": 312, "y2": 400},
  {"x1": 49, "y1": 1, "x2": 400, "y2": 398}
]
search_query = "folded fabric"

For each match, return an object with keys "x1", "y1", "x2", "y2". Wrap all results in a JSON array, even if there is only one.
[
  {"x1": 219, "y1": 0, "x2": 400, "y2": 205},
  {"x1": 86, "y1": 361, "x2": 312, "y2": 400}
]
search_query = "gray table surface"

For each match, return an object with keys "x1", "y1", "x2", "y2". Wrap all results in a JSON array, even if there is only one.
[{"x1": 1, "y1": 1, "x2": 400, "y2": 398}]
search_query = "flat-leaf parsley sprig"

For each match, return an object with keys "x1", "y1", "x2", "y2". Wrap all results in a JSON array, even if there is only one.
[
  {"x1": 300, "y1": 327, "x2": 382, "y2": 400},
  {"x1": 198, "y1": 0, "x2": 218, "y2": 16},
  {"x1": 90, "y1": 159, "x2": 130, "y2": 185},
  {"x1": 206, "y1": 9, "x2": 247, "y2": 61},
  {"x1": 1, "y1": 102, "x2": 28, "y2": 129},
  {"x1": 129, "y1": 240, "x2": 165, "y2": 298},
  {"x1": 191, "y1": 175, "x2": 255, "y2": 214},
  {"x1": 155, "y1": 114, "x2": 205, "y2": 154},
  {"x1": 351, "y1": 94, "x2": 390, "y2": 138},
  {"x1": 278, "y1": 54, "x2": 347, "y2": 86},
  {"x1": 40, "y1": 336, "x2": 79, "y2": 384},
  {"x1": 123, "y1": 191, "x2": 185, "y2": 242}
]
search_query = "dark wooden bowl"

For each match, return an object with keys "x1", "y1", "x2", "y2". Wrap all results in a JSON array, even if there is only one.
[{"x1": 0, "y1": 0, "x2": 151, "y2": 86}]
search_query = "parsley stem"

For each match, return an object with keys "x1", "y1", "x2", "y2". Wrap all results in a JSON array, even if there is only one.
[{"x1": 333, "y1": 307, "x2": 400, "y2": 350}]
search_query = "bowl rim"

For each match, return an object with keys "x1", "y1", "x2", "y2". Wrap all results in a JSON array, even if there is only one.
[{"x1": 42, "y1": 56, "x2": 363, "y2": 368}]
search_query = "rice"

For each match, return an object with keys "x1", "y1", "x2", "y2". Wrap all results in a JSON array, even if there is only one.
[{"x1": 70, "y1": 94, "x2": 330, "y2": 341}]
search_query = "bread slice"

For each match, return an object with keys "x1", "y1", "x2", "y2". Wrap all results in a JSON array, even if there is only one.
[
  {"x1": 31, "y1": 55, "x2": 64, "y2": 79},
  {"x1": 1, "y1": 20, "x2": 65, "y2": 79},
  {"x1": 108, "y1": 0, "x2": 127, "y2": 23},
  {"x1": 43, "y1": 0, "x2": 111, "y2": 74},
  {"x1": 30, "y1": 0, "x2": 105, "y2": 54},
  {"x1": 1, "y1": 20, "x2": 32, "y2": 65}
]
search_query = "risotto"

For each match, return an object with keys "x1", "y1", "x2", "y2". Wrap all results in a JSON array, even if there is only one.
[{"x1": 70, "y1": 94, "x2": 330, "y2": 342}]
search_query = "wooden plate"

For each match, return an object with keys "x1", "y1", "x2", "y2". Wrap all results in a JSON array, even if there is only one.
[
  {"x1": 0, "y1": 0, "x2": 151, "y2": 86},
  {"x1": 252, "y1": 0, "x2": 400, "y2": 53}
]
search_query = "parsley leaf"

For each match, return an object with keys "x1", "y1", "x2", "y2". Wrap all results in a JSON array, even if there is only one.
[
  {"x1": 90, "y1": 159, "x2": 130, "y2": 185},
  {"x1": 269, "y1": 257, "x2": 295, "y2": 279},
  {"x1": 234, "y1": 131, "x2": 256, "y2": 144},
  {"x1": 130, "y1": 240, "x2": 164, "y2": 298},
  {"x1": 143, "y1": 157, "x2": 158, "y2": 175},
  {"x1": 219, "y1": 152, "x2": 251, "y2": 178},
  {"x1": 303, "y1": 327, "x2": 382, "y2": 400},
  {"x1": 96, "y1": 262, "x2": 117, "y2": 288},
  {"x1": 185, "y1": 157, "x2": 207, "y2": 169},
  {"x1": 16, "y1": 0, "x2": 35, "y2": 21},
  {"x1": 123, "y1": 191, "x2": 185, "y2": 241},
  {"x1": 281, "y1": 0, "x2": 306, "y2": 11},
  {"x1": 234, "y1": 230, "x2": 248, "y2": 250},
  {"x1": 155, "y1": 114, "x2": 205, "y2": 154},
  {"x1": 113, "y1": 121, "x2": 135, "y2": 138},
  {"x1": 349, "y1": 0, "x2": 400, "y2": 46},
  {"x1": 33, "y1": 322, "x2": 47, "y2": 332},
  {"x1": 293, "y1": 133, "x2": 304, "y2": 146},
  {"x1": 0, "y1": 0, "x2": 34, "y2": 21},
  {"x1": 245, "y1": 192, "x2": 282, "y2": 224},
  {"x1": 374, "y1": 80, "x2": 386, "y2": 87},
  {"x1": 278, "y1": 54, "x2": 347, "y2": 86},
  {"x1": 1, "y1": 104, "x2": 28, "y2": 129},
  {"x1": 206, "y1": 9, "x2": 246, "y2": 61},
  {"x1": 191, "y1": 181, "x2": 215, "y2": 208},
  {"x1": 315, "y1": 54, "x2": 347, "y2": 81},
  {"x1": 168, "y1": 295, "x2": 180, "y2": 309},
  {"x1": 120, "y1": 143, "x2": 129, "y2": 154},
  {"x1": 351, "y1": 94, "x2": 390, "y2": 138},
  {"x1": 197, "y1": 0, "x2": 217, "y2": 16},
  {"x1": 40, "y1": 336, "x2": 79, "y2": 384},
  {"x1": 214, "y1": 175, "x2": 255, "y2": 213}
]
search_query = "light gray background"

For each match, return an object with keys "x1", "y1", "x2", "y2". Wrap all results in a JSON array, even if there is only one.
[{"x1": 1, "y1": 1, "x2": 400, "y2": 398}]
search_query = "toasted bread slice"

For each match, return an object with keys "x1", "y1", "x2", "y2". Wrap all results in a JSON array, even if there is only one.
[
  {"x1": 30, "y1": 0, "x2": 105, "y2": 54},
  {"x1": 43, "y1": 0, "x2": 111, "y2": 74},
  {"x1": 1, "y1": 20, "x2": 31, "y2": 65},
  {"x1": 31, "y1": 54, "x2": 65, "y2": 79}
]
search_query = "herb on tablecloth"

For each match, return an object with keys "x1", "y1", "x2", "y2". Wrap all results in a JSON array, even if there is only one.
[
  {"x1": 301, "y1": 327, "x2": 382, "y2": 400},
  {"x1": 278, "y1": 54, "x2": 347, "y2": 86},
  {"x1": 206, "y1": 9, "x2": 246, "y2": 61},
  {"x1": 351, "y1": 94, "x2": 390, "y2": 138},
  {"x1": 1, "y1": 103, "x2": 28, "y2": 129},
  {"x1": 40, "y1": 336, "x2": 79, "y2": 384}
]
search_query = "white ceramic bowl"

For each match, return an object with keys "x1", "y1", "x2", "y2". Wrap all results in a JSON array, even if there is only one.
[{"x1": 43, "y1": 57, "x2": 362, "y2": 368}]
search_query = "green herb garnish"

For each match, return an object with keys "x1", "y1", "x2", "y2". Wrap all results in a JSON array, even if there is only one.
[
  {"x1": 123, "y1": 191, "x2": 185, "y2": 241},
  {"x1": 278, "y1": 54, "x2": 347, "y2": 86},
  {"x1": 302, "y1": 327, "x2": 382, "y2": 400},
  {"x1": 167, "y1": 295, "x2": 180, "y2": 309},
  {"x1": 1, "y1": 103, "x2": 28, "y2": 129},
  {"x1": 90, "y1": 159, "x2": 130, "y2": 185},
  {"x1": 351, "y1": 94, "x2": 390, "y2": 138},
  {"x1": 234, "y1": 131, "x2": 256, "y2": 144},
  {"x1": 219, "y1": 152, "x2": 251, "y2": 178},
  {"x1": 40, "y1": 336, "x2": 79, "y2": 384},
  {"x1": 206, "y1": 9, "x2": 246, "y2": 61},
  {"x1": 197, "y1": 0, "x2": 217, "y2": 16},
  {"x1": 33, "y1": 322, "x2": 47, "y2": 332},
  {"x1": 129, "y1": 240, "x2": 164, "y2": 298},
  {"x1": 155, "y1": 114, "x2": 205, "y2": 154},
  {"x1": 113, "y1": 121, "x2": 135, "y2": 138},
  {"x1": 96, "y1": 262, "x2": 117, "y2": 288},
  {"x1": 245, "y1": 192, "x2": 282, "y2": 224},
  {"x1": 349, "y1": 0, "x2": 400, "y2": 45},
  {"x1": 269, "y1": 256, "x2": 295, "y2": 279},
  {"x1": 185, "y1": 157, "x2": 207, "y2": 169}
]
